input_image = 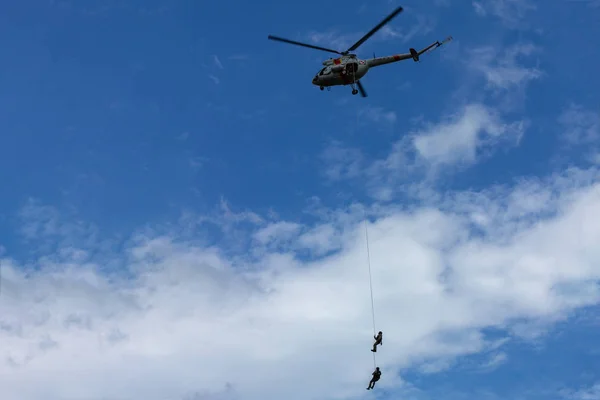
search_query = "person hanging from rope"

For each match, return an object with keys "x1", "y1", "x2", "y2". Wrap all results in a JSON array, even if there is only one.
[
  {"x1": 371, "y1": 331, "x2": 383, "y2": 352},
  {"x1": 366, "y1": 367, "x2": 381, "y2": 390}
]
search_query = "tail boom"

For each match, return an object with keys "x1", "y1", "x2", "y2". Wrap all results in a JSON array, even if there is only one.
[
  {"x1": 367, "y1": 36, "x2": 453, "y2": 67},
  {"x1": 367, "y1": 53, "x2": 412, "y2": 67}
]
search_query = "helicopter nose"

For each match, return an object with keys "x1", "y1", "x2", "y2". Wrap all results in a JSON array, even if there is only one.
[{"x1": 312, "y1": 76, "x2": 318, "y2": 84}]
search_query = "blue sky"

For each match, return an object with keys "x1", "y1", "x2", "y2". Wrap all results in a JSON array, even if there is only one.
[{"x1": 1, "y1": 1, "x2": 600, "y2": 400}]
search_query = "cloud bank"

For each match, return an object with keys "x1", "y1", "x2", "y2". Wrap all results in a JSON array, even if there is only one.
[{"x1": 2, "y1": 164, "x2": 600, "y2": 400}]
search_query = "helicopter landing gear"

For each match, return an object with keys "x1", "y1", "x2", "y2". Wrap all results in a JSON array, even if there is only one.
[
  {"x1": 350, "y1": 67, "x2": 359, "y2": 95},
  {"x1": 320, "y1": 86, "x2": 324, "y2": 91},
  {"x1": 349, "y1": 79, "x2": 366, "y2": 97}
]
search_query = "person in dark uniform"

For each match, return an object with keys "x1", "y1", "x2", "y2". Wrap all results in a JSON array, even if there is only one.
[
  {"x1": 366, "y1": 367, "x2": 381, "y2": 390},
  {"x1": 371, "y1": 331, "x2": 383, "y2": 352}
]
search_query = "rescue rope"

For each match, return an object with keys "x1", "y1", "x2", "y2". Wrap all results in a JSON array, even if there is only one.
[{"x1": 364, "y1": 215, "x2": 377, "y2": 369}]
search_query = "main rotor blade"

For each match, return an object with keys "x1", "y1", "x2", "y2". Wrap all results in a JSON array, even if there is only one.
[
  {"x1": 268, "y1": 35, "x2": 342, "y2": 55},
  {"x1": 346, "y1": 6, "x2": 404, "y2": 53},
  {"x1": 356, "y1": 80, "x2": 367, "y2": 97}
]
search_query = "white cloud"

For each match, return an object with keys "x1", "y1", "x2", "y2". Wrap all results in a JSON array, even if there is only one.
[
  {"x1": 304, "y1": 13, "x2": 435, "y2": 53},
  {"x1": 296, "y1": 222, "x2": 340, "y2": 255},
  {"x1": 467, "y1": 43, "x2": 543, "y2": 91},
  {"x1": 253, "y1": 221, "x2": 302, "y2": 245},
  {"x1": 189, "y1": 156, "x2": 208, "y2": 171},
  {"x1": 305, "y1": 31, "x2": 356, "y2": 52},
  {"x1": 2, "y1": 165, "x2": 600, "y2": 400},
  {"x1": 558, "y1": 103, "x2": 600, "y2": 145},
  {"x1": 178, "y1": 132, "x2": 190, "y2": 141},
  {"x1": 472, "y1": 0, "x2": 536, "y2": 28},
  {"x1": 319, "y1": 104, "x2": 526, "y2": 200},
  {"x1": 17, "y1": 198, "x2": 101, "y2": 254},
  {"x1": 562, "y1": 383, "x2": 600, "y2": 400},
  {"x1": 369, "y1": 103, "x2": 525, "y2": 191},
  {"x1": 218, "y1": 198, "x2": 263, "y2": 225},
  {"x1": 412, "y1": 103, "x2": 524, "y2": 167},
  {"x1": 320, "y1": 141, "x2": 363, "y2": 181},
  {"x1": 378, "y1": 14, "x2": 436, "y2": 44},
  {"x1": 359, "y1": 106, "x2": 397, "y2": 125},
  {"x1": 480, "y1": 351, "x2": 507, "y2": 370}
]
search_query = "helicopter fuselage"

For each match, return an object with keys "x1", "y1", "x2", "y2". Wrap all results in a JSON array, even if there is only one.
[
  {"x1": 312, "y1": 56, "x2": 369, "y2": 87},
  {"x1": 311, "y1": 53, "x2": 414, "y2": 88}
]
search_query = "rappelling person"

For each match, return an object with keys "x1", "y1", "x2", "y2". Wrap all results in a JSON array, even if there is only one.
[
  {"x1": 366, "y1": 367, "x2": 381, "y2": 390},
  {"x1": 371, "y1": 331, "x2": 383, "y2": 352}
]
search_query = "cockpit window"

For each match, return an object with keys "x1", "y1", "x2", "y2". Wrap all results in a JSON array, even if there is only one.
[{"x1": 319, "y1": 66, "x2": 331, "y2": 75}]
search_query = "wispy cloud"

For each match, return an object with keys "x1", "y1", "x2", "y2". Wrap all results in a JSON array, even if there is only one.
[
  {"x1": 218, "y1": 197, "x2": 263, "y2": 225},
  {"x1": 561, "y1": 383, "x2": 600, "y2": 400},
  {"x1": 208, "y1": 74, "x2": 220, "y2": 84},
  {"x1": 590, "y1": 152, "x2": 600, "y2": 165},
  {"x1": 305, "y1": 14, "x2": 435, "y2": 53},
  {"x1": 305, "y1": 31, "x2": 357, "y2": 52},
  {"x1": 378, "y1": 14, "x2": 436, "y2": 44},
  {"x1": 358, "y1": 106, "x2": 397, "y2": 125},
  {"x1": 410, "y1": 103, "x2": 525, "y2": 169},
  {"x1": 320, "y1": 141, "x2": 363, "y2": 181},
  {"x1": 320, "y1": 103, "x2": 526, "y2": 200},
  {"x1": 467, "y1": 43, "x2": 543, "y2": 91},
  {"x1": 558, "y1": 103, "x2": 600, "y2": 145},
  {"x1": 322, "y1": 103, "x2": 528, "y2": 201},
  {"x1": 472, "y1": 0, "x2": 537, "y2": 28},
  {"x1": 213, "y1": 55, "x2": 224, "y2": 69},
  {"x1": 17, "y1": 198, "x2": 100, "y2": 253},
  {"x1": 480, "y1": 352, "x2": 508, "y2": 370},
  {"x1": 178, "y1": 131, "x2": 190, "y2": 141},
  {"x1": 253, "y1": 221, "x2": 302, "y2": 246},
  {"x1": 189, "y1": 156, "x2": 209, "y2": 171}
]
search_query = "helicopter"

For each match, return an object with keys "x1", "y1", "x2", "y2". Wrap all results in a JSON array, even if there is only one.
[{"x1": 268, "y1": 6, "x2": 452, "y2": 97}]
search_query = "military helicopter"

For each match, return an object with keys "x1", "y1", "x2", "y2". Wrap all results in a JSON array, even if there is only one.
[{"x1": 268, "y1": 6, "x2": 452, "y2": 97}]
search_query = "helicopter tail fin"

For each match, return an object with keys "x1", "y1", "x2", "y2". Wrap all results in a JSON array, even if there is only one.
[{"x1": 409, "y1": 48, "x2": 419, "y2": 62}]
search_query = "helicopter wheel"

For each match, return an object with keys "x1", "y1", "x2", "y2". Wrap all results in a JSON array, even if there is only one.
[
  {"x1": 352, "y1": 89, "x2": 358, "y2": 95},
  {"x1": 320, "y1": 86, "x2": 324, "y2": 91}
]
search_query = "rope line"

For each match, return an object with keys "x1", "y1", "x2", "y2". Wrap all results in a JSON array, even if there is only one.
[{"x1": 364, "y1": 216, "x2": 377, "y2": 369}]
